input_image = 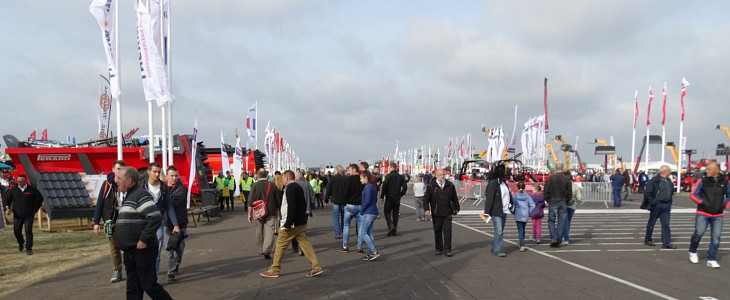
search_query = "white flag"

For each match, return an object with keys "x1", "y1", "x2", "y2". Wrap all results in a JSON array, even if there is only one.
[
  {"x1": 220, "y1": 130, "x2": 231, "y2": 174},
  {"x1": 233, "y1": 130, "x2": 243, "y2": 197},
  {"x1": 246, "y1": 102, "x2": 257, "y2": 146},
  {"x1": 97, "y1": 75, "x2": 113, "y2": 139},
  {"x1": 89, "y1": 0, "x2": 120, "y2": 97},
  {"x1": 186, "y1": 112, "x2": 198, "y2": 208},
  {"x1": 135, "y1": 0, "x2": 172, "y2": 106}
]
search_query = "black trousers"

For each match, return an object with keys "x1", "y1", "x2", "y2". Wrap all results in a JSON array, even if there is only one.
[
  {"x1": 14, "y1": 216, "x2": 34, "y2": 250},
  {"x1": 432, "y1": 214, "x2": 453, "y2": 251},
  {"x1": 123, "y1": 246, "x2": 172, "y2": 300},
  {"x1": 384, "y1": 199, "x2": 401, "y2": 231}
]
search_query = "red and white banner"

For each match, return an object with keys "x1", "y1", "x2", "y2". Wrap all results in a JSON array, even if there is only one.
[
  {"x1": 135, "y1": 0, "x2": 172, "y2": 107},
  {"x1": 29, "y1": 130, "x2": 37, "y2": 140},
  {"x1": 40, "y1": 129, "x2": 48, "y2": 141},
  {"x1": 661, "y1": 82, "x2": 667, "y2": 126},
  {"x1": 89, "y1": 0, "x2": 121, "y2": 97},
  {"x1": 681, "y1": 78, "x2": 689, "y2": 122},
  {"x1": 633, "y1": 90, "x2": 639, "y2": 129},
  {"x1": 647, "y1": 86, "x2": 653, "y2": 126},
  {"x1": 186, "y1": 112, "x2": 198, "y2": 208}
]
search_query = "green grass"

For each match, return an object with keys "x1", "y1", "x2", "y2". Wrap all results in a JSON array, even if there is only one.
[{"x1": 0, "y1": 217, "x2": 108, "y2": 297}]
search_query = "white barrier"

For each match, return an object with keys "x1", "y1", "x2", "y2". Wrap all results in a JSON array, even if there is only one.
[{"x1": 577, "y1": 182, "x2": 612, "y2": 208}]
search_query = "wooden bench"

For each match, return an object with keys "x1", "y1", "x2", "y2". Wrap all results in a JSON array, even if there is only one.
[{"x1": 188, "y1": 206, "x2": 221, "y2": 226}]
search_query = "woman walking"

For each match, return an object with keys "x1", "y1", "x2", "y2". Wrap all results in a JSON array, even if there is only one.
[
  {"x1": 358, "y1": 171, "x2": 380, "y2": 261},
  {"x1": 482, "y1": 164, "x2": 513, "y2": 257},
  {"x1": 529, "y1": 184, "x2": 545, "y2": 244}
]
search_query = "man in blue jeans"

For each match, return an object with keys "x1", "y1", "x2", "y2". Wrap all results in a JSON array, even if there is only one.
[
  {"x1": 325, "y1": 165, "x2": 348, "y2": 239},
  {"x1": 544, "y1": 163, "x2": 572, "y2": 248},
  {"x1": 688, "y1": 162, "x2": 730, "y2": 268},
  {"x1": 610, "y1": 169, "x2": 625, "y2": 207},
  {"x1": 340, "y1": 164, "x2": 363, "y2": 252},
  {"x1": 642, "y1": 165, "x2": 676, "y2": 249}
]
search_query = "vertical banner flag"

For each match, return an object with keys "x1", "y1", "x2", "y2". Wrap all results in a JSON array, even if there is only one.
[
  {"x1": 661, "y1": 82, "x2": 667, "y2": 126},
  {"x1": 89, "y1": 0, "x2": 121, "y2": 97},
  {"x1": 220, "y1": 130, "x2": 230, "y2": 174},
  {"x1": 41, "y1": 129, "x2": 48, "y2": 141},
  {"x1": 507, "y1": 105, "x2": 518, "y2": 153},
  {"x1": 186, "y1": 112, "x2": 198, "y2": 208},
  {"x1": 134, "y1": 0, "x2": 172, "y2": 106},
  {"x1": 98, "y1": 75, "x2": 113, "y2": 138},
  {"x1": 446, "y1": 138, "x2": 453, "y2": 162},
  {"x1": 633, "y1": 90, "x2": 639, "y2": 129},
  {"x1": 543, "y1": 77, "x2": 549, "y2": 133},
  {"x1": 394, "y1": 139, "x2": 399, "y2": 160},
  {"x1": 681, "y1": 78, "x2": 689, "y2": 121},
  {"x1": 233, "y1": 129, "x2": 243, "y2": 197},
  {"x1": 647, "y1": 86, "x2": 653, "y2": 126},
  {"x1": 246, "y1": 102, "x2": 257, "y2": 146},
  {"x1": 29, "y1": 130, "x2": 36, "y2": 140}
]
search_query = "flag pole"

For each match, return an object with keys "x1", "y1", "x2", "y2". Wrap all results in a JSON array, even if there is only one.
[
  {"x1": 166, "y1": 0, "x2": 174, "y2": 166},
  {"x1": 645, "y1": 86, "x2": 652, "y2": 169},
  {"x1": 159, "y1": 0, "x2": 167, "y2": 170},
  {"x1": 677, "y1": 78, "x2": 689, "y2": 192},
  {"x1": 631, "y1": 91, "x2": 637, "y2": 169},
  {"x1": 114, "y1": 0, "x2": 122, "y2": 160},
  {"x1": 661, "y1": 82, "x2": 667, "y2": 164}
]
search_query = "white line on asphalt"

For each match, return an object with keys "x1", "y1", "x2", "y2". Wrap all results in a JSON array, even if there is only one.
[
  {"x1": 456, "y1": 208, "x2": 696, "y2": 215},
  {"x1": 402, "y1": 203, "x2": 681, "y2": 300}
]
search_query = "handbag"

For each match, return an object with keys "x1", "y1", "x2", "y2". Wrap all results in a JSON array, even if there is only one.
[{"x1": 251, "y1": 182, "x2": 272, "y2": 220}]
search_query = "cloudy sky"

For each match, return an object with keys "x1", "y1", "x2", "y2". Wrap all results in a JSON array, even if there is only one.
[{"x1": 1, "y1": 0, "x2": 729, "y2": 169}]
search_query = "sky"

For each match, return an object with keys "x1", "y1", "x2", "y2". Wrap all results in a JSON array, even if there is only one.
[{"x1": 1, "y1": 0, "x2": 730, "y2": 169}]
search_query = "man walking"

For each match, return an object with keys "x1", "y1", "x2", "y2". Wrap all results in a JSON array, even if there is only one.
[
  {"x1": 240, "y1": 171, "x2": 254, "y2": 211},
  {"x1": 544, "y1": 163, "x2": 572, "y2": 248},
  {"x1": 115, "y1": 166, "x2": 172, "y2": 299},
  {"x1": 424, "y1": 169, "x2": 459, "y2": 257},
  {"x1": 688, "y1": 162, "x2": 730, "y2": 268},
  {"x1": 247, "y1": 169, "x2": 281, "y2": 260},
  {"x1": 324, "y1": 165, "x2": 347, "y2": 239},
  {"x1": 610, "y1": 169, "x2": 625, "y2": 207},
  {"x1": 260, "y1": 170, "x2": 324, "y2": 278},
  {"x1": 139, "y1": 162, "x2": 180, "y2": 275},
  {"x1": 93, "y1": 160, "x2": 126, "y2": 282},
  {"x1": 5, "y1": 174, "x2": 43, "y2": 255},
  {"x1": 642, "y1": 165, "x2": 676, "y2": 249},
  {"x1": 341, "y1": 164, "x2": 363, "y2": 252},
  {"x1": 380, "y1": 162, "x2": 407, "y2": 236},
  {"x1": 164, "y1": 166, "x2": 189, "y2": 282}
]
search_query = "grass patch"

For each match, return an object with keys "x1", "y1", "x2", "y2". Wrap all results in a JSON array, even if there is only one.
[{"x1": 0, "y1": 218, "x2": 108, "y2": 298}]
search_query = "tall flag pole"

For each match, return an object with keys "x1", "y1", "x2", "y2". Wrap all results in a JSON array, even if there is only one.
[
  {"x1": 165, "y1": 0, "x2": 174, "y2": 167},
  {"x1": 661, "y1": 82, "x2": 667, "y2": 163},
  {"x1": 631, "y1": 90, "x2": 638, "y2": 167},
  {"x1": 186, "y1": 111, "x2": 198, "y2": 208},
  {"x1": 645, "y1": 86, "x2": 653, "y2": 168},
  {"x1": 677, "y1": 78, "x2": 689, "y2": 192}
]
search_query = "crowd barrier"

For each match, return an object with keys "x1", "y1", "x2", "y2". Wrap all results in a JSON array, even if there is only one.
[
  {"x1": 452, "y1": 180, "x2": 611, "y2": 208},
  {"x1": 575, "y1": 182, "x2": 612, "y2": 208}
]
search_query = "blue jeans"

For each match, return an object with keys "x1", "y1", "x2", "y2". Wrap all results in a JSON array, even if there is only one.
[
  {"x1": 155, "y1": 225, "x2": 164, "y2": 275},
  {"x1": 564, "y1": 207, "x2": 575, "y2": 243},
  {"x1": 612, "y1": 187, "x2": 622, "y2": 206},
  {"x1": 547, "y1": 201, "x2": 567, "y2": 242},
  {"x1": 491, "y1": 215, "x2": 506, "y2": 254},
  {"x1": 331, "y1": 203, "x2": 345, "y2": 238},
  {"x1": 516, "y1": 221, "x2": 526, "y2": 247},
  {"x1": 342, "y1": 204, "x2": 362, "y2": 248},
  {"x1": 358, "y1": 214, "x2": 378, "y2": 254},
  {"x1": 645, "y1": 202, "x2": 672, "y2": 245},
  {"x1": 689, "y1": 214, "x2": 724, "y2": 261}
]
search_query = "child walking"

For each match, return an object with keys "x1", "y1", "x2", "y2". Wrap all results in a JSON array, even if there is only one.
[
  {"x1": 513, "y1": 181, "x2": 535, "y2": 252},
  {"x1": 413, "y1": 175, "x2": 427, "y2": 221},
  {"x1": 529, "y1": 184, "x2": 545, "y2": 244}
]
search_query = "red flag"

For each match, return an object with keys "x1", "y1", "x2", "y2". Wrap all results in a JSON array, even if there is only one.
[
  {"x1": 681, "y1": 78, "x2": 689, "y2": 122},
  {"x1": 661, "y1": 82, "x2": 667, "y2": 126},
  {"x1": 646, "y1": 87, "x2": 653, "y2": 126},
  {"x1": 274, "y1": 131, "x2": 280, "y2": 152},
  {"x1": 544, "y1": 77, "x2": 548, "y2": 132},
  {"x1": 29, "y1": 130, "x2": 37, "y2": 140},
  {"x1": 633, "y1": 90, "x2": 639, "y2": 129},
  {"x1": 40, "y1": 129, "x2": 48, "y2": 141}
]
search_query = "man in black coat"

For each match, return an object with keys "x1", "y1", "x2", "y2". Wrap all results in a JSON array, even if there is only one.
[
  {"x1": 4, "y1": 174, "x2": 44, "y2": 255},
  {"x1": 424, "y1": 169, "x2": 459, "y2": 256},
  {"x1": 380, "y1": 163, "x2": 408, "y2": 236},
  {"x1": 164, "y1": 166, "x2": 189, "y2": 282}
]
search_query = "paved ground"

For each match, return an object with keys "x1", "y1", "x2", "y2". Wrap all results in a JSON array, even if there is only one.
[{"x1": 4, "y1": 191, "x2": 730, "y2": 300}]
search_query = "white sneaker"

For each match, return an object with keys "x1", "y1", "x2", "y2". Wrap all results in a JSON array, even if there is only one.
[
  {"x1": 561, "y1": 241, "x2": 569, "y2": 246},
  {"x1": 689, "y1": 252, "x2": 699, "y2": 264},
  {"x1": 707, "y1": 260, "x2": 720, "y2": 268}
]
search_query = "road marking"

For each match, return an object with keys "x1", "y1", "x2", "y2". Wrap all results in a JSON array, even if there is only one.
[{"x1": 402, "y1": 203, "x2": 681, "y2": 300}]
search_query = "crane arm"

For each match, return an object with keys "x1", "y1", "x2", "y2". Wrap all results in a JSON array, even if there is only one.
[
  {"x1": 546, "y1": 144, "x2": 559, "y2": 166},
  {"x1": 718, "y1": 125, "x2": 730, "y2": 145}
]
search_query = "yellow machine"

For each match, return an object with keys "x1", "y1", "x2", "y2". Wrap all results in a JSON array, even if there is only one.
[
  {"x1": 595, "y1": 139, "x2": 616, "y2": 168},
  {"x1": 665, "y1": 142, "x2": 679, "y2": 163},
  {"x1": 718, "y1": 125, "x2": 730, "y2": 144},
  {"x1": 554, "y1": 135, "x2": 571, "y2": 170},
  {"x1": 546, "y1": 144, "x2": 559, "y2": 167}
]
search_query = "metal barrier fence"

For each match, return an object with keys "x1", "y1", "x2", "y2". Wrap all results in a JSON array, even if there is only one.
[{"x1": 452, "y1": 180, "x2": 611, "y2": 208}]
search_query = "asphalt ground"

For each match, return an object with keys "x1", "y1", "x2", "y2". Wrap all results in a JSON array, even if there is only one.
[{"x1": 4, "y1": 191, "x2": 730, "y2": 300}]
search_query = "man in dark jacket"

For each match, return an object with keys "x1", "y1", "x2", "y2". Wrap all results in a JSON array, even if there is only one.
[
  {"x1": 424, "y1": 169, "x2": 459, "y2": 257},
  {"x1": 482, "y1": 164, "x2": 513, "y2": 257},
  {"x1": 4, "y1": 174, "x2": 43, "y2": 255},
  {"x1": 260, "y1": 170, "x2": 323, "y2": 278},
  {"x1": 164, "y1": 166, "x2": 189, "y2": 283},
  {"x1": 92, "y1": 160, "x2": 126, "y2": 282},
  {"x1": 688, "y1": 162, "x2": 730, "y2": 268},
  {"x1": 138, "y1": 162, "x2": 179, "y2": 276},
  {"x1": 247, "y1": 169, "x2": 282, "y2": 259},
  {"x1": 340, "y1": 164, "x2": 363, "y2": 252},
  {"x1": 642, "y1": 165, "x2": 676, "y2": 249},
  {"x1": 324, "y1": 165, "x2": 348, "y2": 239},
  {"x1": 544, "y1": 163, "x2": 572, "y2": 248},
  {"x1": 609, "y1": 169, "x2": 625, "y2": 207},
  {"x1": 380, "y1": 162, "x2": 408, "y2": 236},
  {"x1": 114, "y1": 166, "x2": 172, "y2": 300}
]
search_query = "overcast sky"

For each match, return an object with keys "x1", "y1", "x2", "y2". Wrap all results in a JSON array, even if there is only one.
[{"x1": 1, "y1": 0, "x2": 729, "y2": 168}]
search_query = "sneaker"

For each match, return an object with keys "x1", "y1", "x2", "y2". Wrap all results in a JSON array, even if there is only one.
[
  {"x1": 167, "y1": 274, "x2": 176, "y2": 283},
  {"x1": 661, "y1": 244, "x2": 677, "y2": 249},
  {"x1": 18, "y1": 244, "x2": 23, "y2": 252},
  {"x1": 561, "y1": 241, "x2": 569, "y2": 246},
  {"x1": 496, "y1": 253, "x2": 507, "y2": 257},
  {"x1": 335, "y1": 235, "x2": 342, "y2": 239},
  {"x1": 264, "y1": 254, "x2": 271, "y2": 259},
  {"x1": 361, "y1": 254, "x2": 371, "y2": 261},
  {"x1": 689, "y1": 252, "x2": 699, "y2": 264},
  {"x1": 260, "y1": 270, "x2": 279, "y2": 278},
  {"x1": 445, "y1": 251, "x2": 453, "y2": 257},
  {"x1": 707, "y1": 260, "x2": 721, "y2": 268},
  {"x1": 299, "y1": 251, "x2": 304, "y2": 256},
  {"x1": 26, "y1": 250, "x2": 33, "y2": 255},
  {"x1": 536, "y1": 239, "x2": 541, "y2": 244},
  {"x1": 339, "y1": 247, "x2": 349, "y2": 253},
  {"x1": 357, "y1": 248, "x2": 364, "y2": 254},
  {"x1": 110, "y1": 269, "x2": 123, "y2": 283},
  {"x1": 644, "y1": 241, "x2": 655, "y2": 247},
  {"x1": 368, "y1": 252, "x2": 381, "y2": 261},
  {"x1": 520, "y1": 247, "x2": 526, "y2": 252},
  {"x1": 305, "y1": 269, "x2": 324, "y2": 277},
  {"x1": 434, "y1": 250, "x2": 442, "y2": 255},
  {"x1": 550, "y1": 238, "x2": 560, "y2": 248}
]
